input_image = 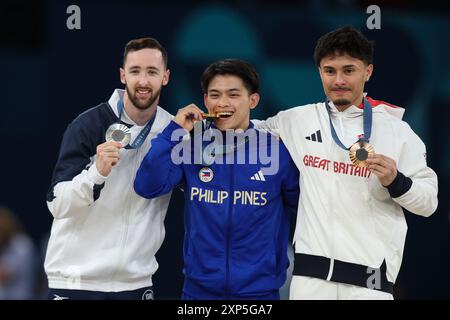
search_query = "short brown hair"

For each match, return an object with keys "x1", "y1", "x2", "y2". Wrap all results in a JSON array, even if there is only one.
[{"x1": 123, "y1": 37, "x2": 168, "y2": 68}]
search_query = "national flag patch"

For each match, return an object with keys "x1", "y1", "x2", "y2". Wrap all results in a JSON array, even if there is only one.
[{"x1": 198, "y1": 167, "x2": 214, "y2": 182}]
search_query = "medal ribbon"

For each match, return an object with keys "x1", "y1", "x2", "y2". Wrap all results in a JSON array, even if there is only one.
[
  {"x1": 117, "y1": 98, "x2": 156, "y2": 149},
  {"x1": 199, "y1": 121, "x2": 251, "y2": 166},
  {"x1": 325, "y1": 97, "x2": 372, "y2": 150}
]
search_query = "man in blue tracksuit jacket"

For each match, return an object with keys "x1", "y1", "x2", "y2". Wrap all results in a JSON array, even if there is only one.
[{"x1": 134, "y1": 59, "x2": 299, "y2": 300}]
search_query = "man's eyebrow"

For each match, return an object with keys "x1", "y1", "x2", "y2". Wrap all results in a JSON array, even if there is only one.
[
  {"x1": 208, "y1": 88, "x2": 242, "y2": 93},
  {"x1": 128, "y1": 65, "x2": 160, "y2": 71},
  {"x1": 322, "y1": 64, "x2": 357, "y2": 69}
]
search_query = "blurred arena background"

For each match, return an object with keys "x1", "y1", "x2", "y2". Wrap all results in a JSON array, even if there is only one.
[{"x1": 0, "y1": 0, "x2": 449, "y2": 299}]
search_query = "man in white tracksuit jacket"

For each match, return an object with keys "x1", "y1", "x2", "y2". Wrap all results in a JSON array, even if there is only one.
[
  {"x1": 256, "y1": 26, "x2": 438, "y2": 299},
  {"x1": 44, "y1": 38, "x2": 173, "y2": 299}
]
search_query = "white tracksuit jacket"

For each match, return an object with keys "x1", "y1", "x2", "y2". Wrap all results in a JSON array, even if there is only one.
[
  {"x1": 256, "y1": 96, "x2": 438, "y2": 285},
  {"x1": 44, "y1": 90, "x2": 173, "y2": 292}
]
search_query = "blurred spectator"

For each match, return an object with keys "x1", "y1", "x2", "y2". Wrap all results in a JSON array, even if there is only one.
[{"x1": 0, "y1": 206, "x2": 37, "y2": 299}]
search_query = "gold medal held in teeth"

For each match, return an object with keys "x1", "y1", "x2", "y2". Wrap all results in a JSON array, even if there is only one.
[
  {"x1": 349, "y1": 140, "x2": 374, "y2": 167},
  {"x1": 201, "y1": 113, "x2": 218, "y2": 118},
  {"x1": 187, "y1": 112, "x2": 233, "y2": 120},
  {"x1": 201, "y1": 112, "x2": 233, "y2": 119}
]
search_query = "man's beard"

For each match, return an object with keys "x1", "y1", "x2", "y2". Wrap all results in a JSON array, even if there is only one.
[
  {"x1": 333, "y1": 98, "x2": 351, "y2": 107},
  {"x1": 126, "y1": 85, "x2": 162, "y2": 110}
]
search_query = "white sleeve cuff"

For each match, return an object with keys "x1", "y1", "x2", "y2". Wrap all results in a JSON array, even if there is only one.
[{"x1": 87, "y1": 163, "x2": 108, "y2": 185}]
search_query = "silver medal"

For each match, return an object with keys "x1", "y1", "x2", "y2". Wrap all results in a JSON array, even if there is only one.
[{"x1": 105, "y1": 123, "x2": 131, "y2": 147}]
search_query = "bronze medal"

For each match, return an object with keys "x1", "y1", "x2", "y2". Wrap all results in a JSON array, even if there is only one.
[{"x1": 349, "y1": 140, "x2": 374, "y2": 167}]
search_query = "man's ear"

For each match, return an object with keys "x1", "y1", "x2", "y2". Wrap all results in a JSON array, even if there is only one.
[
  {"x1": 162, "y1": 69, "x2": 170, "y2": 86},
  {"x1": 120, "y1": 68, "x2": 126, "y2": 85},
  {"x1": 366, "y1": 64, "x2": 373, "y2": 82},
  {"x1": 249, "y1": 93, "x2": 260, "y2": 110}
]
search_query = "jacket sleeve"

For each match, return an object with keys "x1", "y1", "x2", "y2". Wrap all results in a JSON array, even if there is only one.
[
  {"x1": 134, "y1": 121, "x2": 186, "y2": 199},
  {"x1": 388, "y1": 125, "x2": 438, "y2": 217},
  {"x1": 252, "y1": 112, "x2": 282, "y2": 137},
  {"x1": 280, "y1": 142, "x2": 300, "y2": 215},
  {"x1": 46, "y1": 120, "x2": 107, "y2": 220}
]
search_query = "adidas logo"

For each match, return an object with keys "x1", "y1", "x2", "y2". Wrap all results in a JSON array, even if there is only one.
[
  {"x1": 305, "y1": 130, "x2": 322, "y2": 143},
  {"x1": 250, "y1": 170, "x2": 266, "y2": 181}
]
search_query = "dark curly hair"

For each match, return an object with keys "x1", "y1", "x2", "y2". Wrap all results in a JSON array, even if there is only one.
[{"x1": 313, "y1": 26, "x2": 374, "y2": 66}]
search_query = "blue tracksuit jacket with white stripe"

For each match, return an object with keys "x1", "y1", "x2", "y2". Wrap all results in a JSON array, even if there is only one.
[{"x1": 134, "y1": 120, "x2": 299, "y2": 299}]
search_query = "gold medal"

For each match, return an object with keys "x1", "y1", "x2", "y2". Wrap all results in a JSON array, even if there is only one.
[
  {"x1": 105, "y1": 123, "x2": 131, "y2": 147},
  {"x1": 349, "y1": 140, "x2": 374, "y2": 167},
  {"x1": 201, "y1": 113, "x2": 218, "y2": 118},
  {"x1": 187, "y1": 112, "x2": 233, "y2": 120}
]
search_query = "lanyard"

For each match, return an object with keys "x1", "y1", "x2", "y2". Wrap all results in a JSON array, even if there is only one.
[
  {"x1": 117, "y1": 99, "x2": 156, "y2": 149},
  {"x1": 325, "y1": 97, "x2": 372, "y2": 150},
  {"x1": 199, "y1": 120, "x2": 251, "y2": 165}
]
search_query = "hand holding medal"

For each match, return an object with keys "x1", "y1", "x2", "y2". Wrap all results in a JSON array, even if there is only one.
[
  {"x1": 95, "y1": 140, "x2": 122, "y2": 177},
  {"x1": 365, "y1": 153, "x2": 398, "y2": 186},
  {"x1": 174, "y1": 103, "x2": 205, "y2": 132}
]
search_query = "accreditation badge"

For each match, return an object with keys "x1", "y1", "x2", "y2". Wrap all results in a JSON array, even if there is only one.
[
  {"x1": 105, "y1": 123, "x2": 131, "y2": 147},
  {"x1": 349, "y1": 140, "x2": 374, "y2": 167}
]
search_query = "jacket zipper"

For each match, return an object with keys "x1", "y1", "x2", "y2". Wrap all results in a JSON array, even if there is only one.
[
  {"x1": 225, "y1": 162, "x2": 234, "y2": 299},
  {"x1": 109, "y1": 151, "x2": 134, "y2": 287}
]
